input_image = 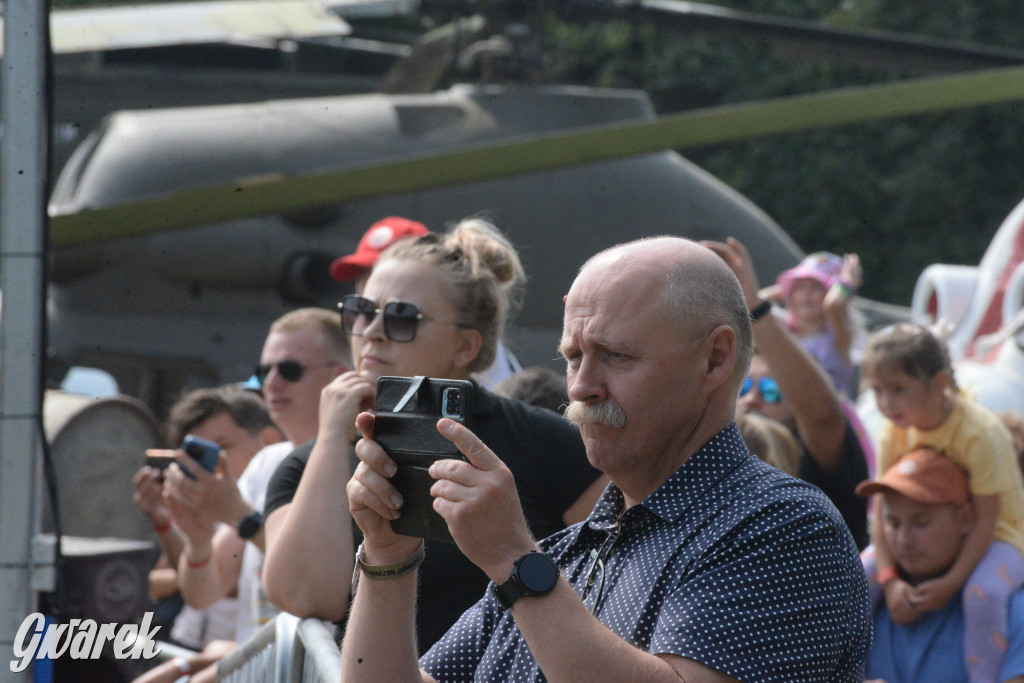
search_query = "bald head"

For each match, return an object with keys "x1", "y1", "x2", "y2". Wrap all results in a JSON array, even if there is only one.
[{"x1": 573, "y1": 237, "x2": 752, "y2": 385}]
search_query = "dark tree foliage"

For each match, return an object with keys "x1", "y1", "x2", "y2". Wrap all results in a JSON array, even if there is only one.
[{"x1": 541, "y1": 1, "x2": 1024, "y2": 304}]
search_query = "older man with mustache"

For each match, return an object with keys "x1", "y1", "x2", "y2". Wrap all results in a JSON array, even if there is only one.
[{"x1": 342, "y1": 236, "x2": 871, "y2": 682}]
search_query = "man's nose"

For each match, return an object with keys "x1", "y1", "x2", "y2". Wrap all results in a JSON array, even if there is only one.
[
  {"x1": 567, "y1": 359, "x2": 606, "y2": 404},
  {"x1": 738, "y1": 391, "x2": 762, "y2": 413}
]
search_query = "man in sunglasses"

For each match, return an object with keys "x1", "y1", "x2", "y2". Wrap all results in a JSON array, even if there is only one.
[
  {"x1": 342, "y1": 237, "x2": 869, "y2": 682},
  {"x1": 704, "y1": 237, "x2": 870, "y2": 550},
  {"x1": 165, "y1": 307, "x2": 350, "y2": 651},
  {"x1": 328, "y1": 215, "x2": 521, "y2": 391}
]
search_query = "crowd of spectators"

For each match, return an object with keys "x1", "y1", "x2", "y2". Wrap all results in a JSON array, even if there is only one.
[{"x1": 125, "y1": 217, "x2": 1024, "y2": 683}]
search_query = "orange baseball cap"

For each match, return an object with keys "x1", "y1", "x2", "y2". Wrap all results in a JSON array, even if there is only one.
[
  {"x1": 855, "y1": 447, "x2": 969, "y2": 506},
  {"x1": 330, "y1": 216, "x2": 429, "y2": 282}
]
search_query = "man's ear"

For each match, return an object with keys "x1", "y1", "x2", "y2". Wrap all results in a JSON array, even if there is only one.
[
  {"x1": 702, "y1": 325, "x2": 737, "y2": 394},
  {"x1": 260, "y1": 425, "x2": 285, "y2": 446},
  {"x1": 452, "y1": 327, "x2": 484, "y2": 371}
]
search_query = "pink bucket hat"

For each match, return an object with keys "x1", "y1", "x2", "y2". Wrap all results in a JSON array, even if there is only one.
[{"x1": 777, "y1": 251, "x2": 844, "y2": 298}]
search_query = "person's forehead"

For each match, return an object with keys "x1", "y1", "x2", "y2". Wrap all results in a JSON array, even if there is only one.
[
  {"x1": 192, "y1": 410, "x2": 246, "y2": 442},
  {"x1": 881, "y1": 491, "x2": 947, "y2": 517},
  {"x1": 561, "y1": 296, "x2": 671, "y2": 361},
  {"x1": 363, "y1": 259, "x2": 453, "y2": 309},
  {"x1": 262, "y1": 328, "x2": 327, "y2": 361}
]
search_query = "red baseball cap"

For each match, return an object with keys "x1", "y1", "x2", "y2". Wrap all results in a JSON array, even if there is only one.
[{"x1": 330, "y1": 217, "x2": 429, "y2": 282}]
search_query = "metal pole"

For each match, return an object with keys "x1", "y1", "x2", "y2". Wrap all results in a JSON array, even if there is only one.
[{"x1": 0, "y1": 0, "x2": 51, "y2": 680}]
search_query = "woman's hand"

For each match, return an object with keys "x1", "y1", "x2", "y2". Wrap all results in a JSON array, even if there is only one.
[{"x1": 318, "y1": 371, "x2": 376, "y2": 446}]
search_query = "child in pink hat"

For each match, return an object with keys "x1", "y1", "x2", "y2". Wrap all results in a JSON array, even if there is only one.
[{"x1": 764, "y1": 250, "x2": 865, "y2": 398}]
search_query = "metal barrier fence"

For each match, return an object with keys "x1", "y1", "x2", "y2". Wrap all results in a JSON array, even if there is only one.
[{"x1": 215, "y1": 614, "x2": 340, "y2": 683}]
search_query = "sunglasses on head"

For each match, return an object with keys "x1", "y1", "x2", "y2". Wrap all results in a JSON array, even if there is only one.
[
  {"x1": 339, "y1": 294, "x2": 467, "y2": 343},
  {"x1": 740, "y1": 376, "x2": 783, "y2": 404},
  {"x1": 254, "y1": 359, "x2": 335, "y2": 386}
]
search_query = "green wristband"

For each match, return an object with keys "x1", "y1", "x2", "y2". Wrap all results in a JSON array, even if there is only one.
[{"x1": 354, "y1": 541, "x2": 425, "y2": 580}]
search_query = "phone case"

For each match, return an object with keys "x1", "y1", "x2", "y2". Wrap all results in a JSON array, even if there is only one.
[
  {"x1": 181, "y1": 434, "x2": 221, "y2": 478},
  {"x1": 374, "y1": 376, "x2": 473, "y2": 543}
]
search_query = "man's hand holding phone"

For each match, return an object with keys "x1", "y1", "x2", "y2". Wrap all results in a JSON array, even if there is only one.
[
  {"x1": 348, "y1": 411, "x2": 534, "y2": 584},
  {"x1": 163, "y1": 435, "x2": 249, "y2": 540},
  {"x1": 133, "y1": 462, "x2": 172, "y2": 530},
  {"x1": 427, "y1": 419, "x2": 535, "y2": 583}
]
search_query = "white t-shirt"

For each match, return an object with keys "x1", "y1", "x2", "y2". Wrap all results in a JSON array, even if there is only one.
[
  {"x1": 233, "y1": 441, "x2": 293, "y2": 643},
  {"x1": 170, "y1": 598, "x2": 238, "y2": 650}
]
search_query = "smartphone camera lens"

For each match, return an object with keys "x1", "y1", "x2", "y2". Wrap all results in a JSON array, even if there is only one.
[{"x1": 443, "y1": 388, "x2": 462, "y2": 418}]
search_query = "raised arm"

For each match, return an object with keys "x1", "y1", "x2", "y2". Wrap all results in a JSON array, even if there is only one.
[
  {"x1": 262, "y1": 371, "x2": 373, "y2": 620},
  {"x1": 702, "y1": 238, "x2": 847, "y2": 471},
  {"x1": 341, "y1": 411, "x2": 435, "y2": 683},
  {"x1": 821, "y1": 253, "x2": 863, "y2": 363}
]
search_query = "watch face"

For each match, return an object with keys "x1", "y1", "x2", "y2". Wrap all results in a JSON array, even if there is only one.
[
  {"x1": 518, "y1": 552, "x2": 558, "y2": 593},
  {"x1": 238, "y1": 512, "x2": 262, "y2": 539}
]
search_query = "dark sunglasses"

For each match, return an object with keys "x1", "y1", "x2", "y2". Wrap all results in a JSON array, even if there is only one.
[
  {"x1": 254, "y1": 359, "x2": 335, "y2": 386},
  {"x1": 339, "y1": 294, "x2": 466, "y2": 343},
  {"x1": 740, "y1": 376, "x2": 783, "y2": 404}
]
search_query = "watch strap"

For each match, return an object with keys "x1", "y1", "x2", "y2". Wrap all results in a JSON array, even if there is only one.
[
  {"x1": 236, "y1": 510, "x2": 263, "y2": 540},
  {"x1": 749, "y1": 299, "x2": 773, "y2": 322},
  {"x1": 492, "y1": 573, "x2": 524, "y2": 610}
]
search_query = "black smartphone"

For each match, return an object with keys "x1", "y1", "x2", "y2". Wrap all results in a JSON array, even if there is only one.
[
  {"x1": 181, "y1": 434, "x2": 221, "y2": 479},
  {"x1": 374, "y1": 376, "x2": 474, "y2": 543}
]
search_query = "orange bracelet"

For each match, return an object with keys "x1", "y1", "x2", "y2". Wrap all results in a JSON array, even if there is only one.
[
  {"x1": 186, "y1": 553, "x2": 212, "y2": 569},
  {"x1": 877, "y1": 566, "x2": 900, "y2": 585}
]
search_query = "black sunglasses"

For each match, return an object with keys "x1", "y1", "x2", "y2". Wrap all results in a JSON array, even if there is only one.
[
  {"x1": 339, "y1": 294, "x2": 467, "y2": 343},
  {"x1": 253, "y1": 359, "x2": 336, "y2": 386}
]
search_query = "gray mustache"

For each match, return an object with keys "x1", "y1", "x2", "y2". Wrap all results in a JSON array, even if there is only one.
[{"x1": 564, "y1": 400, "x2": 627, "y2": 429}]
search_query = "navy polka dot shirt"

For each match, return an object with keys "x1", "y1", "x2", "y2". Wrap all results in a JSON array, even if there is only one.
[{"x1": 420, "y1": 424, "x2": 871, "y2": 682}]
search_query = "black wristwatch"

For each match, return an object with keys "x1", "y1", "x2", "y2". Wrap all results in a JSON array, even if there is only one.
[
  {"x1": 492, "y1": 551, "x2": 559, "y2": 610},
  {"x1": 237, "y1": 510, "x2": 263, "y2": 540}
]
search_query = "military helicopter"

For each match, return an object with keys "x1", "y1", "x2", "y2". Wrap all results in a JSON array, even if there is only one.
[{"x1": 40, "y1": 0, "x2": 1024, "y2": 419}]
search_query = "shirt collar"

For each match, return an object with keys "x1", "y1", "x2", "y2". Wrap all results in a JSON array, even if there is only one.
[{"x1": 581, "y1": 423, "x2": 750, "y2": 533}]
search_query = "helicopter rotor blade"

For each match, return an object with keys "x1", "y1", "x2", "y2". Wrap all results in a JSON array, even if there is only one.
[
  {"x1": 552, "y1": 0, "x2": 1024, "y2": 74},
  {"x1": 49, "y1": 62, "x2": 1024, "y2": 249}
]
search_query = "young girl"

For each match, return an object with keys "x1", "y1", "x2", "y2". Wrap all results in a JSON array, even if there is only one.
[
  {"x1": 860, "y1": 322, "x2": 1024, "y2": 683},
  {"x1": 765, "y1": 250, "x2": 866, "y2": 398}
]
